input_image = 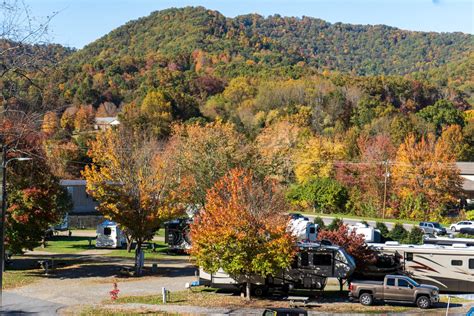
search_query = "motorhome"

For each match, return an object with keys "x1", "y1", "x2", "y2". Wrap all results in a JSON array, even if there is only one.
[
  {"x1": 370, "y1": 242, "x2": 474, "y2": 293},
  {"x1": 199, "y1": 241, "x2": 356, "y2": 294}
]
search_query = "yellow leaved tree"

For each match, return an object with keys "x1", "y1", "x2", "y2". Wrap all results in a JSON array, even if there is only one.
[
  {"x1": 294, "y1": 135, "x2": 347, "y2": 183},
  {"x1": 83, "y1": 127, "x2": 185, "y2": 275}
]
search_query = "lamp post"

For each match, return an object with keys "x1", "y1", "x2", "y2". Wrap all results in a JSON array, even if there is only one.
[{"x1": 0, "y1": 145, "x2": 32, "y2": 302}]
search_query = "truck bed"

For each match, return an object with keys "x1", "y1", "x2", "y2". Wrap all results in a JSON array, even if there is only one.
[{"x1": 351, "y1": 280, "x2": 384, "y2": 285}]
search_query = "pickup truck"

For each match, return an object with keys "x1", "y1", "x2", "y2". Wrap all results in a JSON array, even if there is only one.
[{"x1": 349, "y1": 275, "x2": 439, "y2": 309}]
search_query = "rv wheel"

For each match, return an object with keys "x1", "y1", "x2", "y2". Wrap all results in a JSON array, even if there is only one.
[
  {"x1": 359, "y1": 293, "x2": 373, "y2": 306},
  {"x1": 416, "y1": 295, "x2": 431, "y2": 309},
  {"x1": 252, "y1": 285, "x2": 268, "y2": 297}
]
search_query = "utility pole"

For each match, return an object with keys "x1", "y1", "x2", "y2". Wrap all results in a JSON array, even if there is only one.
[{"x1": 382, "y1": 160, "x2": 389, "y2": 219}]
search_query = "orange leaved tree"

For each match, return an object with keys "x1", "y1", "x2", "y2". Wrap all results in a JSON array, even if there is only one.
[
  {"x1": 190, "y1": 168, "x2": 295, "y2": 300},
  {"x1": 391, "y1": 133, "x2": 463, "y2": 221},
  {"x1": 83, "y1": 127, "x2": 184, "y2": 275}
]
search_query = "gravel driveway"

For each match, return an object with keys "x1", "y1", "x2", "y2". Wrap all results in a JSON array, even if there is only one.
[{"x1": 4, "y1": 254, "x2": 196, "y2": 315}]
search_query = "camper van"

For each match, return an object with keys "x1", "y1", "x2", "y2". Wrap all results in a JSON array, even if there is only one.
[
  {"x1": 96, "y1": 220, "x2": 126, "y2": 249},
  {"x1": 370, "y1": 242, "x2": 474, "y2": 293},
  {"x1": 199, "y1": 241, "x2": 356, "y2": 294}
]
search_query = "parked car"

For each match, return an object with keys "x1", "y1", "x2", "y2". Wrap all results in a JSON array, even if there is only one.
[
  {"x1": 419, "y1": 222, "x2": 447, "y2": 235},
  {"x1": 450, "y1": 221, "x2": 474, "y2": 232},
  {"x1": 262, "y1": 308, "x2": 307, "y2": 316},
  {"x1": 349, "y1": 275, "x2": 439, "y2": 309}
]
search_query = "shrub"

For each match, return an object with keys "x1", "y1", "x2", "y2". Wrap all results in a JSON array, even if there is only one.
[
  {"x1": 375, "y1": 222, "x2": 390, "y2": 239},
  {"x1": 313, "y1": 216, "x2": 326, "y2": 229},
  {"x1": 389, "y1": 223, "x2": 408, "y2": 242},
  {"x1": 404, "y1": 226, "x2": 424, "y2": 244},
  {"x1": 466, "y1": 210, "x2": 474, "y2": 221},
  {"x1": 327, "y1": 218, "x2": 343, "y2": 231}
]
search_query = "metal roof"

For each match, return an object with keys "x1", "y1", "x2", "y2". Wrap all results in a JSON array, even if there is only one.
[{"x1": 457, "y1": 162, "x2": 474, "y2": 175}]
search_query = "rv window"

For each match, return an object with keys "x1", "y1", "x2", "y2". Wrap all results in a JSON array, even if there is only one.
[
  {"x1": 300, "y1": 252, "x2": 309, "y2": 267},
  {"x1": 309, "y1": 227, "x2": 316, "y2": 234},
  {"x1": 313, "y1": 254, "x2": 332, "y2": 266},
  {"x1": 103, "y1": 227, "x2": 112, "y2": 236},
  {"x1": 405, "y1": 253, "x2": 413, "y2": 261},
  {"x1": 452, "y1": 260, "x2": 463, "y2": 266},
  {"x1": 469, "y1": 259, "x2": 474, "y2": 269},
  {"x1": 386, "y1": 278, "x2": 395, "y2": 286},
  {"x1": 398, "y1": 279, "x2": 411, "y2": 288}
]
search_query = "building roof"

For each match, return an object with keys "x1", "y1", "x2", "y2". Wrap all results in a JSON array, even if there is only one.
[
  {"x1": 457, "y1": 162, "x2": 474, "y2": 176},
  {"x1": 95, "y1": 117, "x2": 119, "y2": 125},
  {"x1": 60, "y1": 179, "x2": 86, "y2": 186}
]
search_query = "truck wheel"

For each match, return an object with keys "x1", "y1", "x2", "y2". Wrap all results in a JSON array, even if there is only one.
[
  {"x1": 416, "y1": 295, "x2": 431, "y2": 309},
  {"x1": 359, "y1": 293, "x2": 373, "y2": 306}
]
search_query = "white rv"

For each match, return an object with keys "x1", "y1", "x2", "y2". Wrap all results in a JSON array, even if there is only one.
[
  {"x1": 287, "y1": 217, "x2": 318, "y2": 242},
  {"x1": 96, "y1": 220, "x2": 126, "y2": 249},
  {"x1": 370, "y1": 242, "x2": 474, "y2": 293},
  {"x1": 199, "y1": 241, "x2": 356, "y2": 294},
  {"x1": 348, "y1": 223, "x2": 382, "y2": 243}
]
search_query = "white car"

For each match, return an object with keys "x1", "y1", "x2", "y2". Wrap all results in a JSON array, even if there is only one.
[{"x1": 450, "y1": 221, "x2": 474, "y2": 232}]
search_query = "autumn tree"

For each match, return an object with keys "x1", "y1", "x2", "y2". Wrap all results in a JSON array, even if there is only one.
[
  {"x1": 74, "y1": 105, "x2": 95, "y2": 132},
  {"x1": 169, "y1": 121, "x2": 251, "y2": 207},
  {"x1": 255, "y1": 121, "x2": 304, "y2": 184},
  {"x1": 190, "y1": 168, "x2": 295, "y2": 300},
  {"x1": 0, "y1": 119, "x2": 71, "y2": 254},
  {"x1": 294, "y1": 135, "x2": 347, "y2": 183},
  {"x1": 336, "y1": 134, "x2": 396, "y2": 217},
  {"x1": 391, "y1": 133, "x2": 463, "y2": 221},
  {"x1": 41, "y1": 111, "x2": 59, "y2": 135},
  {"x1": 83, "y1": 127, "x2": 184, "y2": 275},
  {"x1": 140, "y1": 90, "x2": 173, "y2": 137},
  {"x1": 318, "y1": 224, "x2": 376, "y2": 272}
]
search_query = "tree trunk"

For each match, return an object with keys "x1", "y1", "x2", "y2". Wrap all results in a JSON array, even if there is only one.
[
  {"x1": 246, "y1": 281, "x2": 251, "y2": 301},
  {"x1": 134, "y1": 241, "x2": 143, "y2": 276},
  {"x1": 338, "y1": 278, "x2": 344, "y2": 292},
  {"x1": 126, "y1": 237, "x2": 133, "y2": 253}
]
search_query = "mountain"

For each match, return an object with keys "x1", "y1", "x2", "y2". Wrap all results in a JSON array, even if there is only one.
[
  {"x1": 4, "y1": 6, "x2": 473, "y2": 112},
  {"x1": 71, "y1": 7, "x2": 471, "y2": 75}
]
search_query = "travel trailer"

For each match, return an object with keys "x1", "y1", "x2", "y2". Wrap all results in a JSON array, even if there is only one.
[
  {"x1": 370, "y1": 242, "x2": 474, "y2": 293},
  {"x1": 348, "y1": 223, "x2": 382, "y2": 243},
  {"x1": 287, "y1": 217, "x2": 318, "y2": 242},
  {"x1": 96, "y1": 220, "x2": 126, "y2": 248},
  {"x1": 199, "y1": 241, "x2": 356, "y2": 293}
]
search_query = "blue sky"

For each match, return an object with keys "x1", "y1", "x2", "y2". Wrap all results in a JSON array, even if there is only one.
[{"x1": 24, "y1": 0, "x2": 473, "y2": 49}]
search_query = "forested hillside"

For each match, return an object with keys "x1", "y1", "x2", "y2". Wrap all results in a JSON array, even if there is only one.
[{"x1": 2, "y1": 6, "x2": 473, "y2": 224}]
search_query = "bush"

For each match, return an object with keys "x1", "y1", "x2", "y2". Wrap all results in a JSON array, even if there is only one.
[
  {"x1": 286, "y1": 177, "x2": 348, "y2": 213},
  {"x1": 360, "y1": 220, "x2": 369, "y2": 226},
  {"x1": 389, "y1": 223, "x2": 408, "y2": 242},
  {"x1": 404, "y1": 226, "x2": 424, "y2": 244},
  {"x1": 313, "y1": 216, "x2": 326, "y2": 229},
  {"x1": 375, "y1": 222, "x2": 390, "y2": 239},
  {"x1": 327, "y1": 218, "x2": 343, "y2": 231},
  {"x1": 466, "y1": 210, "x2": 474, "y2": 221}
]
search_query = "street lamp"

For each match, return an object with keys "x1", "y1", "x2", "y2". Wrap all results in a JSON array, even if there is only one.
[{"x1": 0, "y1": 149, "x2": 32, "y2": 301}]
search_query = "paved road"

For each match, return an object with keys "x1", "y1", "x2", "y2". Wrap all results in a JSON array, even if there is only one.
[
  {"x1": 303, "y1": 214, "x2": 415, "y2": 231},
  {"x1": 1, "y1": 292, "x2": 64, "y2": 315}
]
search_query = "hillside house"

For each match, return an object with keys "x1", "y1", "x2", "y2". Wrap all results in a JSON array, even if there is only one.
[
  {"x1": 94, "y1": 117, "x2": 120, "y2": 130},
  {"x1": 458, "y1": 162, "x2": 474, "y2": 204}
]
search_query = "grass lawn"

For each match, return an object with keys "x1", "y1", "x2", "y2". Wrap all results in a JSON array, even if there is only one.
[
  {"x1": 301, "y1": 212, "x2": 420, "y2": 225},
  {"x1": 36, "y1": 236, "x2": 96, "y2": 254},
  {"x1": 106, "y1": 241, "x2": 180, "y2": 260},
  {"x1": 3, "y1": 269, "x2": 42, "y2": 289}
]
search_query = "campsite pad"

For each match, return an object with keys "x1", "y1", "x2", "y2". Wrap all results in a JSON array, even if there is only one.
[{"x1": 78, "y1": 249, "x2": 113, "y2": 255}]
